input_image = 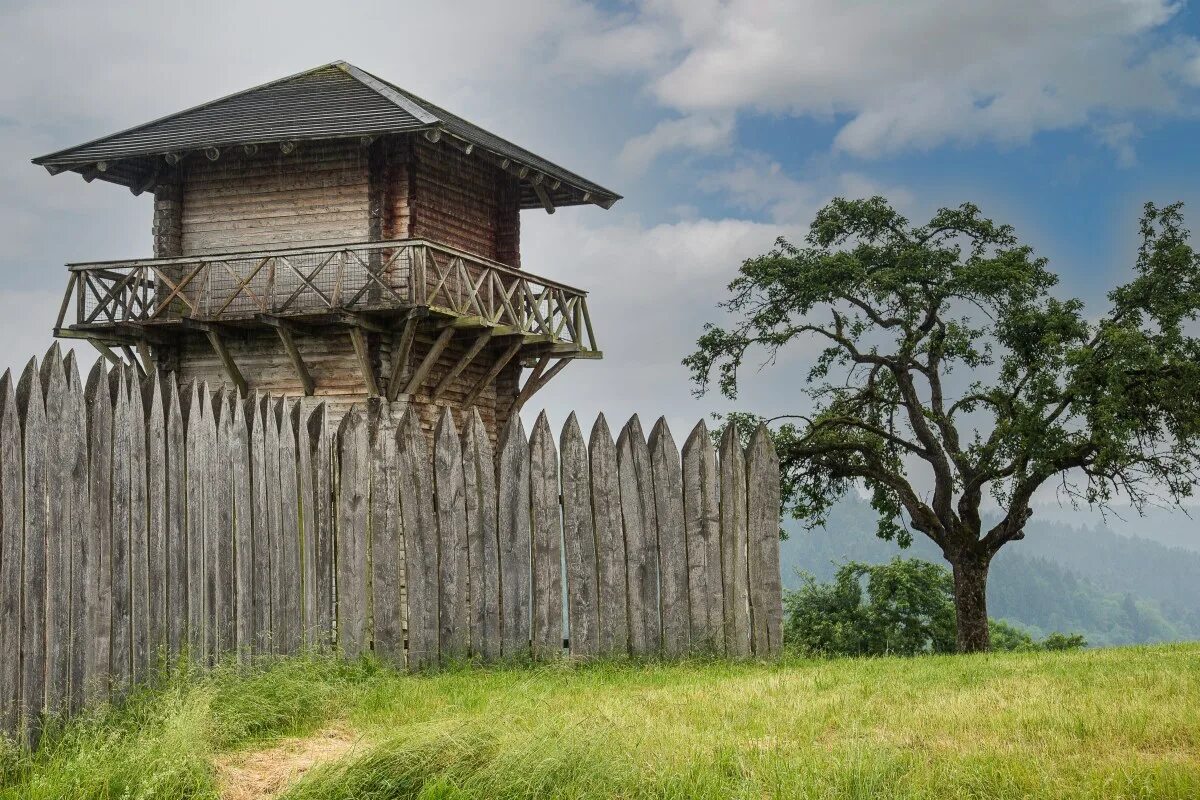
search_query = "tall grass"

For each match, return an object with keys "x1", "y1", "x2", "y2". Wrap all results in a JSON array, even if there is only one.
[{"x1": 2, "y1": 644, "x2": 1197, "y2": 799}]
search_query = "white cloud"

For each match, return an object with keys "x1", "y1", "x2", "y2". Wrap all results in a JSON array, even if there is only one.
[
  {"x1": 600, "y1": 0, "x2": 1199, "y2": 162},
  {"x1": 618, "y1": 114, "x2": 735, "y2": 173}
]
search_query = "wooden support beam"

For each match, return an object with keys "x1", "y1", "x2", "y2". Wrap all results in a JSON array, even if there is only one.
[
  {"x1": 403, "y1": 326, "x2": 455, "y2": 396},
  {"x1": 337, "y1": 311, "x2": 390, "y2": 334},
  {"x1": 386, "y1": 313, "x2": 421, "y2": 401},
  {"x1": 204, "y1": 329, "x2": 247, "y2": 396},
  {"x1": 531, "y1": 180, "x2": 556, "y2": 215},
  {"x1": 462, "y1": 339, "x2": 523, "y2": 407},
  {"x1": 136, "y1": 340, "x2": 154, "y2": 376},
  {"x1": 432, "y1": 330, "x2": 493, "y2": 401},
  {"x1": 275, "y1": 326, "x2": 315, "y2": 396},
  {"x1": 89, "y1": 339, "x2": 123, "y2": 367},
  {"x1": 348, "y1": 327, "x2": 379, "y2": 398},
  {"x1": 121, "y1": 345, "x2": 146, "y2": 379},
  {"x1": 515, "y1": 357, "x2": 571, "y2": 411}
]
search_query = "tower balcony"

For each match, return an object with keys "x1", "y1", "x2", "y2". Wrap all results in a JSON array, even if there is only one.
[{"x1": 54, "y1": 239, "x2": 599, "y2": 422}]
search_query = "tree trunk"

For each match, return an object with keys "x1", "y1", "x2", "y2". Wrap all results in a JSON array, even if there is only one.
[{"x1": 951, "y1": 557, "x2": 991, "y2": 652}]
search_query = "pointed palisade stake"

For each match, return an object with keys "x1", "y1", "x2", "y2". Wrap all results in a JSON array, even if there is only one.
[
  {"x1": 589, "y1": 414, "x2": 628, "y2": 657},
  {"x1": 143, "y1": 369, "x2": 167, "y2": 672},
  {"x1": 682, "y1": 420, "x2": 723, "y2": 654},
  {"x1": 335, "y1": 406, "x2": 369, "y2": 658},
  {"x1": 529, "y1": 412, "x2": 563, "y2": 661},
  {"x1": 649, "y1": 418, "x2": 688, "y2": 658},
  {"x1": 276, "y1": 399, "x2": 301, "y2": 655},
  {"x1": 39, "y1": 347, "x2": 71, "y2": 716},
  {"x1": 126, "y1": 365, "x2": 150, "y2": 684},
  {"x1": 746, "y1": 424, "x2": 783, "y2": 658},
  {"x1": 164, "y1": 376, "x2": 186, "y2": 665},
  {"x1": 230, "y1": 390, "x2": 253, "y2": 661},
  {"x1": 561, "y1": 413, "x2": 599, "y2": 659},
  {"x1": 245, "y1": 392, "x2": 271, "y2": 657},
  {"x1": 434, "y1": 409, "x2": 469, "y2": 661},
  {"x1": 718, "y1": 425, "x2": 751, "y2": 659},
  {"x1": 496, "y1": 414, "x2": 531, "y2": 660},
  {"x1": 17, "y1": 357, "x2": 47, "y2": 743},
  {"x1": 63, "y1": 352, "x2": 89, "y2": 711},
  {"x1": 462, "y1": 409, "x2": 500, "y2": 662},
  {"x1": 617, "y1": 415, "x2": 660, "y2": 656},
  {"x1": 0, "y1": 371, "x2": 22, "y2": 737},
  {"x1": 396, "y1": 407, "x2": 438, "y2": 670},
  {"x1": 369, "y1": 401, "x2": 403, "y2": 665}
]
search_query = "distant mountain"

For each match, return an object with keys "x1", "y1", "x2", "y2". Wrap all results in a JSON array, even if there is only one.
[{"x1": 780, "y1": 495, "x2": 1200, "y2": 646}]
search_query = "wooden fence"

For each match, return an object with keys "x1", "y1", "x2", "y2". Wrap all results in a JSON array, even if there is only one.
[{"x1": 0, "y1": 344, "x2": 782, "y2": 744}]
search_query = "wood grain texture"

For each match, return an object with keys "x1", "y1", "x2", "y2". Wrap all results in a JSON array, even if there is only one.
[
  {"x1": 0, "y1": 371, "x2": 23, "y2": 734},
  {"x1": 291, "y1": 402, "x2": 315, "y2": 647},
  {"x1": 198, "y1": 383, "x2": 219, "y2": 665},
  {"x1": 496, "y1": 414, "x2": 530, "y2": 660},
  {"x1": 560, "y1": 413, "x2": 598, "y2": 658},
  {"x1": 39, "y1": 349, "x2": 71, "y2": 714},
  {"x1": 64, "y1": 354, "x2": 89, "y2": 712},
  {"x1": 528, "y1": 412, "x2": 563, "y2": 661},
  {"x1": 246, "y1": 394, "x2": 272, "y2": 656},
  {"x1": 462, "y1": 408, "x2": 499, "y2": 661},
  {"x1": 230, "y1": 392, "x2": 253, "y2": 659},
  {"x1": 210, "y1": 389, "x2": 235, "y2": 659},
  {"x1": 164, "y1": 377, "x2": 186, "y2": 663},
  {"x1": 126, "y1": 367, "x2": 150, "y2": 683},
  {"x1": 588, "y1": 414, "x2": 627, "y2": 657},
  {"x1": 108, "y1": 366, "x2": 132, "y2": 689},
  {"x1": 335, "y1": 406, "x2": 369, "y2": 657},
  {"x1": 718, "y1": 426, "x2": 751, "y2": 659},
  {"x1": 264, "y1": 395, "x2": 283, "y2": 653},
  {"x1": 276, "y1": 399, "x2": 302, "y2": 654},
  {"x1": 434, "y1": 409, "x2": 469, "y2": 660},
  {"x1": 17, "y1": 360, "x2": 48, "y2": 740},
  {"x1": 682, "y1": 421, "x2": 723, "y2": 654},
  {"x1": 144, "y1": 371, "x2": 168, "y2": 668},
  {"x1": 649, "y1": 418, "x2": 688, "y2": 659},
  {"x1": 182, "y1": 381, "x2": 205, "y2": 664},
  {"x1": 396, "y1": 407, "x2": 438, "y2": 670},
  {"x1": 369, "y1": 402, "x2": 404, "y2": 663},
  {"x1": 307, "y1": 404, "x2": 334, "y2": 648},
  {"x1": 746, "y1": 425, "x2": 783, "y2": 658},
  {"x1": 617, "y1": 416, "x2": 660, "y2": 657}
]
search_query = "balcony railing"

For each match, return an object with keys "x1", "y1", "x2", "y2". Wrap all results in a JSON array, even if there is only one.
[{"x1": 55, "y1": 239, "x2": 597, "y2": 352}]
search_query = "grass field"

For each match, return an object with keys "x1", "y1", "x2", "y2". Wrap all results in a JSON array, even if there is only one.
[{"x1": 1, "y1": 644, "x2": 1197, "y2": 799}]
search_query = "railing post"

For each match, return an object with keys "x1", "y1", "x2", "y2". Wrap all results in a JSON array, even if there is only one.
[
  {"x1": 76, "y1": 271, "x2": 85, "y2": 325},
  {"x1": 267, "y1": 258, "x2": 277, "y2": 314}
]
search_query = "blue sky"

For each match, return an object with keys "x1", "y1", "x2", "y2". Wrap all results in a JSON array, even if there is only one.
[{"x1": 3, "y1": 0, "x2": 1200, "y2": 526}]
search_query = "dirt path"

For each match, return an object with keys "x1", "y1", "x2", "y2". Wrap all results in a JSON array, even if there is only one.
[{"x1": 215, "y1": 726, "x2": 362, "y2": 800}]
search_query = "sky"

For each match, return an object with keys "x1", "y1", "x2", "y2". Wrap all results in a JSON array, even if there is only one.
[{"x1": 4, "y1": 0, "x2": 1200, "y2": 531}]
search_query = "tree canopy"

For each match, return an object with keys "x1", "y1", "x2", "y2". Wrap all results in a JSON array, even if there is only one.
[{"x1": 686, "y1": 197, "x2": 1200, "y2": 651}]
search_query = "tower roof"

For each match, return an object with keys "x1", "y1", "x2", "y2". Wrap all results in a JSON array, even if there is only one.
[{"x1": 33, "y1": 61, "x2": 620, "y2": 210}]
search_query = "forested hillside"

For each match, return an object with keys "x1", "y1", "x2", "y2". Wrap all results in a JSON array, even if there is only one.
[{"x1": 780, "y1": 496, "x2": 1200, "y2": 646}]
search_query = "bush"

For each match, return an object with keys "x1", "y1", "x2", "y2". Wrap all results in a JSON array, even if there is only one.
[{"x1": 785, "y1": 558, "x2": 1087, "y2": 656}]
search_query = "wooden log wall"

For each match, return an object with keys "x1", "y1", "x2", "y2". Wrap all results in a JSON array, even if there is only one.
[{"x1": 0, "y1": 345, "x2": 782, "y2": 745}]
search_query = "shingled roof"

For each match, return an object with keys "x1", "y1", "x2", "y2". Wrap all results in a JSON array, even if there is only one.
[{"x1": 33, "y1": 61, "x2": 620, "y2": 210}]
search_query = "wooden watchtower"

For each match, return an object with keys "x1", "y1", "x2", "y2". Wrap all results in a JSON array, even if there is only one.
[{"x1": 36, "y1": 61, "x2": 619, "y2": 437}]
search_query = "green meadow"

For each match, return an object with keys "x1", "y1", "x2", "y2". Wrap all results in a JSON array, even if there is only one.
[{"x1": 2, "y1": 644, "x2": 1198, "y2": 799}]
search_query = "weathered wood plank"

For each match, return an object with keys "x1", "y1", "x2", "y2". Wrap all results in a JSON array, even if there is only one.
[
  {"x1": 396, "y1": 407, "x2": 438, "y2": 670},
  {"x1": 307, "y1": 403, "x2": 334, "y2": 648},
  {"x1": 126, "y1": 366, "x2": 150, "y2": 683},
  {"x1": 0, "y1": 371, "x2": 23, "y2": 735},
  {"x1": 276, "y1": 399, "x2": 302, "y2": 654},
  {"x1": 561, "y1": 413, "x2": 598, "y2": 658},
  {"x1": 198, "y1": 382, "x2": 219, "y2": 665},
  {"x1": 588, "y1": 414, "x2": 627, "y2": 657},
  {"x1": 335, "y1": 406, "x2": 369, "y2": 657},
  {"x1": 39, "y1": 348, "x2": 71, "y2": 716},
  {"x1": 529, "y1": 412, "x2": 563, "y2": 661},
  {"x1": 210, "y1": 389, "x2": 235, "y2": 659},
  {"x1": 718, "y1": 426, "x2": 751, "y2": 658},
  {"x1": 746, "y1": 424, "x2": 783, "y2": 658},
  {"x1": 496, "y1": 415, "x2": 530, "y2": 660},
  {"x1": 682, "y1": 421, "x2": 723, "y2": 654},
  {"x1": 291, "y1": 402, "x2": 315, "y2": 647},
  {"x1": 144, "y1": 370, "x2": 167, "y2": 669},
  {"x1": 246, "y1": 393, "x2": 271, "y2": 655},
  {"x1": 434, "y1": 409, "x2": 469, "y2": 661},
  {"x1": 369, "y1": 401, "x2": 403, "y2": 663},
  {"x1": 230, "y1": 392, "x2": 253, "y2": 660},
  {"x1": 17, "y1": 358, "x2": 47, "y2": 740},
  {"x1": 84, "y1": 361, "x2": 114, "y2": 702},
  {"x1": 63, "y1": 353, "x2": 89, "y2": 711},
  {"x1": 108, "y1": 366, "x2": 132, "y2": 690},
  {"x1": 264, "y1": 395, "x2": 283, "y2": 652},
  {"x1": 164, "y1": 376, "x2": 186, "y2": 663},
  {"x1": 617, "y1": 416, "x2": 660, "y2": 657},
  {"x1": 462, "y1": 408, "x2": 499, "y2": 661},
  {"x1": 649, "y1": 418, "x2": 688, "y2": 658},
  {"x1": 182, "y1": 381, "x2": 206, "y2": 664}
]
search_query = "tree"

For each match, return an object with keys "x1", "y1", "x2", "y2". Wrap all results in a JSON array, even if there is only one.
[{"x1": 686, "y1": 197, "x2": 1200, "y2": 652}]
